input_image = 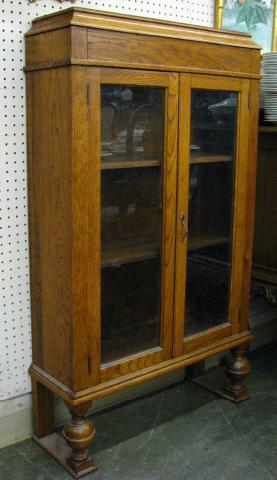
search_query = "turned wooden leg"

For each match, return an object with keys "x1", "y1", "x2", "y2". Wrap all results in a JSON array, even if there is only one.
[
  {"x1": 186, "y1": 360, "x2": 205, "y2": 379},
  {"x1": 63, "y1": 401, "x2": 97, "y2": 478},
  {"x1": 32, "y1": 378, "x2": 54, "y2": 438},
  {"x1": 222, "y1": 344, "x2": 251, "y2": 403}
]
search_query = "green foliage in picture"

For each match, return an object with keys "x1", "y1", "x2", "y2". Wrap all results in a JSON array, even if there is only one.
[
  {"x1": 233, "y1": 0, "x2": 270, "y2": 32},
  {"x1": 220, "y1": 0, "x2": 275, "y2": 52}
]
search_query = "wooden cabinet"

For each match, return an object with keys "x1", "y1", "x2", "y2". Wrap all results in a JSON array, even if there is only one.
[
  {"x1": 253, "y1": 127, "x2": 277, "y2": 285},
  {"x1": 25, "y1": 8, "x2": 260, "y2": 478}
]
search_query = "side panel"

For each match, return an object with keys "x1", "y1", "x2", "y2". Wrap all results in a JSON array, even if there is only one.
[
  {"x1": 27, "y1": 68, "x2": 73, "y2": 388},
  {"x1": 240, "y1": 79, "x2": 260, "y2": 331}
]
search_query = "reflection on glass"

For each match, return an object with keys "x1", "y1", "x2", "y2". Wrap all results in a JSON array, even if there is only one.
[
  {"x1": 101, "y1": 86, "x2": 164, "y2": 166},
  {"x1": 100, "y1": 86, "x2": 165, "y2": 364},
  {"x1": 185, "y1": 90, "x2": 238, "y2": 337}
]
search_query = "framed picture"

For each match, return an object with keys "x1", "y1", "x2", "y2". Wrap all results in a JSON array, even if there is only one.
[{"x1": 215, "y1": 0, "x2": 277, "y2": 52}]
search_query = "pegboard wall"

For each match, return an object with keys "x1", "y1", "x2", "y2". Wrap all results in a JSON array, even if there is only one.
[{"x1": 0, "y1": 0, "x2": 214, "y2": 401}]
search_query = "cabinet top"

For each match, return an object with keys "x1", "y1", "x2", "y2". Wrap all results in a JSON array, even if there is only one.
[{"x1": 26, "y1": 6, "x2": 260, "y2": 51}]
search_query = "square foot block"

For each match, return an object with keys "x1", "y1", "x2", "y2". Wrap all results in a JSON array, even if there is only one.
[{"x1": 34, "y1": 433, "x2": 97, "y2": 478}]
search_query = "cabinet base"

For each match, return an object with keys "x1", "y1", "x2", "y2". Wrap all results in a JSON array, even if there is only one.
[{"x1": 34, "y1": 433, "x2": 97, "y2": 478}]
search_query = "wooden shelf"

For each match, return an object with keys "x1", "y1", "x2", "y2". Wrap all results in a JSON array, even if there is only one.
[
  {"x1": 102, "y1": 236, "x2": 160, "y2": 267},
  {"x1": 259, "y1": 125, "x2": 277, "y2": 133},
  {"x1": 192, "y1": 124, "x2": 235, "y2": 131},
  {"x1": 101, "y1": 159, "x2": 161, "y2": 170},
  {"x1": 188, "y1": 235, "x2": 228, "y2": 250},
  {"x1": 190, "y1": 154, "x2": 232, "y2": 164},
  {"x1": 101, "y1": 154, "x2": 232, "y2": 168},
  {"x1": 102, "y1": 234, "x2": 228, "y2": 268}
]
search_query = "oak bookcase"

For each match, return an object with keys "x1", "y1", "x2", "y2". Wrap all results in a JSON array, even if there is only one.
[{"x1": 25, "y1": 8, "x2": 260, "y2": 478}]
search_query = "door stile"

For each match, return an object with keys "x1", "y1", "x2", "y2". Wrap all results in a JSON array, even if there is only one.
[
  {"x1": 160, "y1": 72, "x2": 179, "y2": 359},
  {"x1": 174, "y1": 73, "x2": 191, "y2": 357},
  {"x1": 86, "y1": 67, "x2": 101, "y2": 385}
]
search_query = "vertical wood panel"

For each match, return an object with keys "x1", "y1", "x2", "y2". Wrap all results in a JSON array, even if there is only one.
[
  {"x1": 32, "y1": 378, "x2": 54, "y2": 438},
  {"x1": 71, "y1": 66, "x2": 99, "y2": 390},
  {"x1": 240, "y1": 79, "x2": 260, "y2": 331},
  {"x1": 161, "y1": 72, "x2": 179, "y2": 359},
  {"x1": 26, "y1": 73, "x2": 43, "y2": 367},
  {"x1": 174, "y1": 73, "x2": 191, "y2": 357},
  {"x1": 28, "y1": 68, "x2": 73, "y2": 388},
  {"x1": 229, "y1": 79, "x2": 249, "y2": 335},
  {"x1": 86, "y1": 68, "x2": 101, "y2": 385}
]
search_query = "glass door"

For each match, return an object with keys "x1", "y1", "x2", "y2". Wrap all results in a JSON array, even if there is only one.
[
  {"x1": 89, "y1": 69, "x2": 178, "y2": 381},
  {"x1": 174, "y1": 74, "x2": 250, "y2": 356}
]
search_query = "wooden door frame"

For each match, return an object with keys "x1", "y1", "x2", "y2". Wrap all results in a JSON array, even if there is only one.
[
  {"x1": 174, "y1": 73, "x2": 250, "y2": 356},
  {"x1": 87, "y1": 67, "x2": 179, "y2": 382}
]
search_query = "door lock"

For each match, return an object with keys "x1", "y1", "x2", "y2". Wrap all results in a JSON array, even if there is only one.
[{"x1": 180, "y1": 212, "x2": 188, "y2": 242}]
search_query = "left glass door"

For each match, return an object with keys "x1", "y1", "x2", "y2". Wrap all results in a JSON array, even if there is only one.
[
  {"x1": 88, "y1": 69, "x2": 178, "y2": 382},
  {"x1": 101, "y1": 85, "x2": 164, "y2": 363}
]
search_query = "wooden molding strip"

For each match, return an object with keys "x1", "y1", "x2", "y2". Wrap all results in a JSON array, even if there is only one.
[
  {"x1": 24, "y1": 58, "x2": 262, "y2": 80},
  {"x1": 30, "y1": 6, "x2": 250, "y2": 37},
  {"x1": 25, "y1": 8, "x2": 260, "y2": 52},
  {"x1": 29, "y1": 330, "x2": 253, "y2": 406}
]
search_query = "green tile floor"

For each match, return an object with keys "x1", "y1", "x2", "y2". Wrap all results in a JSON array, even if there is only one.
[{"x1": 0, "y1": 342, "x2": 276, "y2": 480}]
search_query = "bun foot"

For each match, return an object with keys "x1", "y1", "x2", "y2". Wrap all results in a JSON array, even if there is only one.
[
  {"x1": 222, "y1": 344, "x2": 251, "y2": 403},
  {"x1": 63, "y1": 401, "x2": 97, "y2": 478}
]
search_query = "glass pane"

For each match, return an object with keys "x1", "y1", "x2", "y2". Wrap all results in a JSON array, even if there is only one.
[
  {"x1": 185, "y1": 90, "x2": 238, "y2": 337},
  {"x1": 100, "y1": 85, "x2": 165, "y2": 364},
  {"x1": 101, "y1": 86, "x2": 164, "y2": 166}
]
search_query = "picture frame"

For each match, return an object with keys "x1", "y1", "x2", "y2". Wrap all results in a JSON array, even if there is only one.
[{"x1": 215, "y1": 0, "x2": 277, "y2": 52}]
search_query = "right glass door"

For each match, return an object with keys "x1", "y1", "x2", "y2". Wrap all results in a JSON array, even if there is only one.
[
  {"x1": 175, "y1": 75, "x2": 249, "y2": 355},
  {"x1": 186, "y1": 89, "x2": 237, "y2": 336}
]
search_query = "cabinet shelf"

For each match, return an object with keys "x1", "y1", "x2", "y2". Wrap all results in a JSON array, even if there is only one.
[
  {"x1": 102, "y1": 236, "x2": 160, "y2": 267},
  {"x1": 101, "y1": 159, "x2": 161, "y2": 170},
  {"x1": 192, "y1": 124, "x2": 235, "y2": 132},
  {"x1": 101, "y1": 234, "x2": 228, "y2": 268},
  {"x1": 259, "y1": 126, "x2": 277, "y2": 133},
  {"x1": 190, "y1": 154, "x2": 232, "y2": 164},
  {"x1": 189, "y1": 234, "x2": 228, "y2": 250}
]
